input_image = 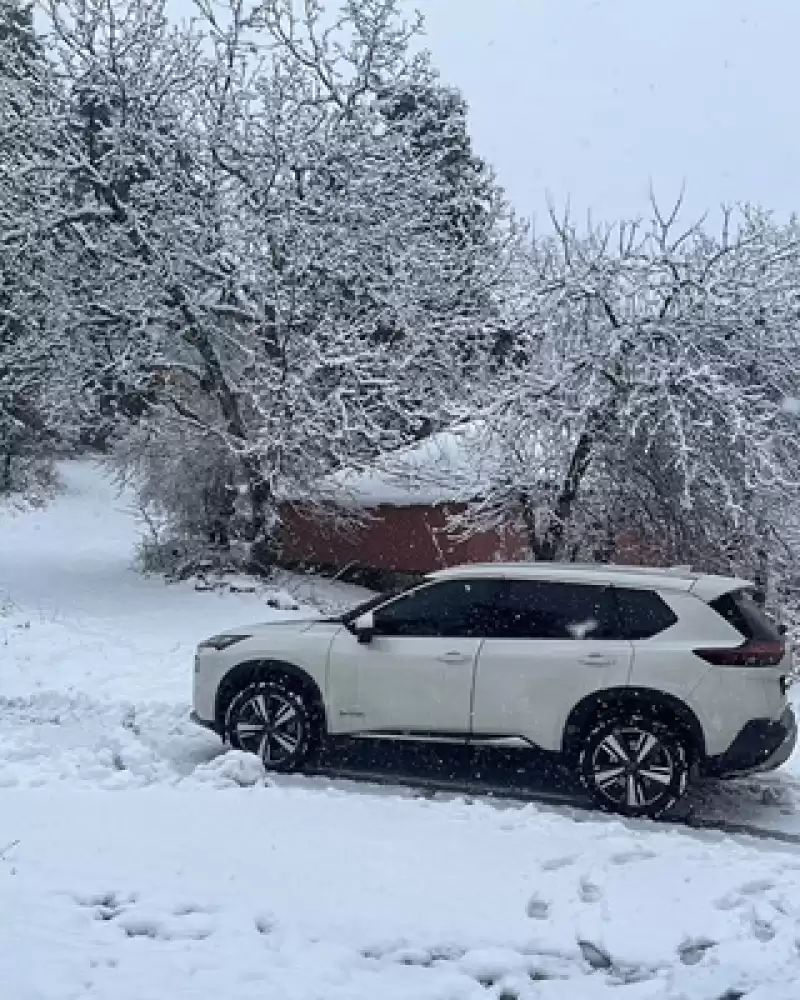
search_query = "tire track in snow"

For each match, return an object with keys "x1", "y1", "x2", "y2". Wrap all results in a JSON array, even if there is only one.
[
  {"x1": 4, "y1": 689, "x2": 800, "y2": 848},
  {"x1": 295, "y1": 761, "x2": 800, "y2": 849}
]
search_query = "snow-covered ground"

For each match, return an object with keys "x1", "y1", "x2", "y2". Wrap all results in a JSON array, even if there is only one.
[{"x1": 4, "y1": 461, "x2": 800, "y2": 999}]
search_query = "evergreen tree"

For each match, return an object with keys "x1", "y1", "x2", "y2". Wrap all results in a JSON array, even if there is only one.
[
  {"x1": 0, "y1": 0, "x2": 58, "y2": 493},
  {"x1": 379, "y1": 75, "x2": 497, "y2": 249},
  {"x1": 0, "y1": 0, "x2": 38, "y2": 80}
]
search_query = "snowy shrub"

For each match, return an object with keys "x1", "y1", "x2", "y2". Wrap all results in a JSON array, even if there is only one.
[
  {"x1": 0, "y1": 450, "x2": 58, "y2": 507},
  {"x1": 113, "y1": 421, "x2": 248, "y2": 575}
]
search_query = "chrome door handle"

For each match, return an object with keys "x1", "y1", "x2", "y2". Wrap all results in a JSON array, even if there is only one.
[{"x1": 437, "y1": 651, "x2": 471, "y2": 664}]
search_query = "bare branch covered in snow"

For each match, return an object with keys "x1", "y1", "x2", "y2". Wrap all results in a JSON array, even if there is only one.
[{"x1": 453, "y1": 202, "x2": 800, "y2": 577}]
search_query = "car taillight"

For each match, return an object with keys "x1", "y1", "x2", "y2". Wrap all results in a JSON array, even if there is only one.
[{"x1": 693, "y1": 640, "x2": 785, "y2": 667}]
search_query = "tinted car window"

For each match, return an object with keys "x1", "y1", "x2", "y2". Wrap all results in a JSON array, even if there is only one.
[
  {"x1": 373, "y1": 579, "x2": 501, "y2": 638},
  {"x1": 710, "y1": 589, "x2": 782, "y2": 641},
  {"x1": 488, "y1": 581, "x2": 618, "y2": 640},
  {"x1": 613, "y1": 588, "x2": 678, "y2": 640},
  {"x1": 342, "y1": 578, "x2": 427, "y2": 623}
]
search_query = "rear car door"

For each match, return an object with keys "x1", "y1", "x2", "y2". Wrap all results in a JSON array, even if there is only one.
[
  {"x1": 327, "y1": 578, "x2": 501, "y2": 737},
  {"x1": 471, "y1": 580, "x2": 634, "y2": 752}
]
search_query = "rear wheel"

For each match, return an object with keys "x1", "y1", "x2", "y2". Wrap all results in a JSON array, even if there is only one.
[
  {"x1": 578, "y1": 713, "x2": 689, "y2": 819},
  {"x1": 225, "y1": 676, "x2": 318, "y2": 772}
]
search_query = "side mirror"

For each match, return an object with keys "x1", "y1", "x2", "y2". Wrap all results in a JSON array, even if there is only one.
[{"x1": 351, "y1": 611, "x2": 376, "y2": 644}]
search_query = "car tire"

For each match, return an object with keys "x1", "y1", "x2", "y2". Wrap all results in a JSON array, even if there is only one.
[
  {"x1": 578, "y1": 713, "x2": 689, "y2": 819},
  {"x1": 224, "y1": 675, "x2": 318, "y2": 772}
]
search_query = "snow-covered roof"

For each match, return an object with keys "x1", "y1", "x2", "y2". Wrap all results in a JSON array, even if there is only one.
[{"x1": 322, "y1": 423, "x2": 498, "y2": 508}]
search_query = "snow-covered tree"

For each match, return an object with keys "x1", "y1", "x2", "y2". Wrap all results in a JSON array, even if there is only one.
[
  {"x1": 11, "y1": 0, "x2": 797, "y2": 594},
  {"x1": 14, "y1": 0, "x2": 512, "y2": 564},
  {"x1": 0, "y1": 0, "x2": 64, "y2": 493},
  {"x1": 457, "y1": 200, "x2": 800, "y2": 576}
]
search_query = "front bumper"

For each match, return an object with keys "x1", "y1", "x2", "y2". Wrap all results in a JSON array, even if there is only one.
[{"x1": 704, "y1": 706, "x2": 797, "y2": 778}]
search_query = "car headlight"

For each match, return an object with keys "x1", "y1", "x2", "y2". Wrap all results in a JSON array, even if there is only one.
[{"x1": 197, "y1": 634, "x2": 250, "y2": 652}]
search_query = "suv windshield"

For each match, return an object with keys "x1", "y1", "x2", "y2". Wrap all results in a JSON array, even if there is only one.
[{"x1": 340, "y1": 578, "x2": 431, "y2": 624}]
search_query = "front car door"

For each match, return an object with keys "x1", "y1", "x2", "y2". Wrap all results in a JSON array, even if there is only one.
[
  {"x1": 471, "y1": 580, "x2": 634, "y2": 752},
  {"x1": 327, "y1": 578, "x2": 501, "y2": 737}
]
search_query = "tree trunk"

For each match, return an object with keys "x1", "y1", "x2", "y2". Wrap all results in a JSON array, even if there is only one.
[
  {"x1": 753, "y1": 543, "x2": 769, "y2": 607},
  {"x1": 1, "y1": 447, "x2": 12, "y2": 492},
  {"x1": 521, "y1": 428, "x2": 595, "y2": 561},
  {"x1": 205, "y1": 479, "x2": 237, "y2": 549},
  {"x1": 240, "y1": 456, "x2": 280, "y2": 575}
]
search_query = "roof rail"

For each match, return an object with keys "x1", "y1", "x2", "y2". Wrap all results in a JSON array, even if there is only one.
[
  {"x1": 436, "y1": 561, "x2": 698, "y2": 578},
  {"x1": 517, "y1": 561, "x2": 697, "y2": 577}
]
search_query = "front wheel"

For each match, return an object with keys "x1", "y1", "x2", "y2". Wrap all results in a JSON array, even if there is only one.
[
  {"x1": 225, "y1": 676, "x2": 317, "y2": 772},
  {"x1": 578, "y1": 714, "x2": 689, "y2": 819}
]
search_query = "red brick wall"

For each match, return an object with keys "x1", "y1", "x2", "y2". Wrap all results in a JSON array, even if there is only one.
[
  {"x1": 279, "y1": 503, "x2": 528, "y2": 574},
  {"x1": 279, "y1": 504, "x2": 711, "y2": 574}
]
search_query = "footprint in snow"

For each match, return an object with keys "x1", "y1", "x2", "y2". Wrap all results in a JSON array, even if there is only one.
[
  {"x1": 578, "y1": 940, "x2": 613, "y2": 970},
  {"x1": 715, "y1": 891, "x2": 743, "y2": 912},
  {"x1": 361, "y1": 943, "x2": 465, "y2": 966},
  {"x1": 750, "y1": 909, "x2": 776, "y2": 943},
  {"x1": 678, "y1": 937, "x2": 716, "y2": 965},
  {"x1": 254, "y1": 914, "x2": 274, "y2": 936},
  {"x1": 579, "y1": 876, "x2": 603, "y2": 904},
  {"x1": 72, "y1": 890, "x2": 135, "y2": 922},
  {"x1": 173, "y1": 902, "x2": 215, "y2": 917},
  {"x1": 117, "y1": 909, "x2": 214, "y2": 941},
  {"x1": 739, "y1": 878, "x2": 775, "y2": 895},
  {"x1": 526, "y1": 896, "x2": 550, "y2": 920},
  {"x1": 609, "y1": 848, "x2": 656, "y2": 865},
  {"x1": 74, "y1": 892, "x2": 215, "y2": 941},
  {"x1": 540, "y1": 855, "x2": 576, "y2": 872},
  {"x1": 388, "y1": 947, "x2": 434, "y2": 967}
]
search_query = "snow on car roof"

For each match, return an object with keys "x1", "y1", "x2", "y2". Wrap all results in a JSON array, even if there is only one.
[{"x1": 430, "y1": 561, "x2": 752, "y2": 594}]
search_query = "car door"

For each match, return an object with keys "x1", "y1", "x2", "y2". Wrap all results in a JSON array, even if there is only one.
[
  {"x1": 327, "y1": 578, "x2": 501, "y2": 737},
  {"x1": 471, "y1": 580, "x2": 634, "y2": 752}
]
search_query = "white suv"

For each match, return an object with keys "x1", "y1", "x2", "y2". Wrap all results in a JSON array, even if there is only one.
[{"x1": 191, "y1": 563, "x2": 796, "y2": 818}]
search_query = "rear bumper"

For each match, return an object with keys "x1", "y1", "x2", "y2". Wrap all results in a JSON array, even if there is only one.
[
  {"x1": 190, "y1": 710, "x2": 223, "y2": 738},
  {"x1": 704, "y1": 706, "x2": 797, "y2": 778}
]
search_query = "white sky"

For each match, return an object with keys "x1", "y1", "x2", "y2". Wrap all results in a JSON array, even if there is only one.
[{"x1": 416, "y1": 0, "x2": 800, "y2": 225}]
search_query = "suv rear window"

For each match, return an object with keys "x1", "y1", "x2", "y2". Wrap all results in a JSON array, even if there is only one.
[
  {"x1": 710, "y1": 589, "x2": 782, "y2": 641},
  {"x1": 613, "y1": 588, "x2": 678, "y2": 640}
]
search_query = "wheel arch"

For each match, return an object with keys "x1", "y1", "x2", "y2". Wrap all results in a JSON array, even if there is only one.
[
  {"x1": 215, "y1": 659, "x2": 326, "y2": 733},
  {"x1": 562, "y1": 687, "x2": 706, "y2": 762}
]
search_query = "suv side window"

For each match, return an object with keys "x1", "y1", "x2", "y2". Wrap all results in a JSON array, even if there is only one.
[
  {"x1": 613, "y1": 588, "x2": 678, "y2": 640},
  {"x1": 373, "y1": 579, "x2": 501, "y2": 638},
  {"x1": 489, "y1": 581, "x2": 618, "y2": 640}
]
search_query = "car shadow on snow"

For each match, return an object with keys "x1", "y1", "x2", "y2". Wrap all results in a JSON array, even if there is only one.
[
  {"x1": 311, "y1": 738, "x2": 596, "y2": 805},
  {"x1": 298, "y1": 737, "x2": 800, "y2": 833}
]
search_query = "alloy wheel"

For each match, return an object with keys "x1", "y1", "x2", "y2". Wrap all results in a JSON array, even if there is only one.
[
  {"x1": 232, "y1": 689, "x2": 305, "y2": 766},
  {"x1": 589, "y1": 725, "x2": 676, "y2": 811}
]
